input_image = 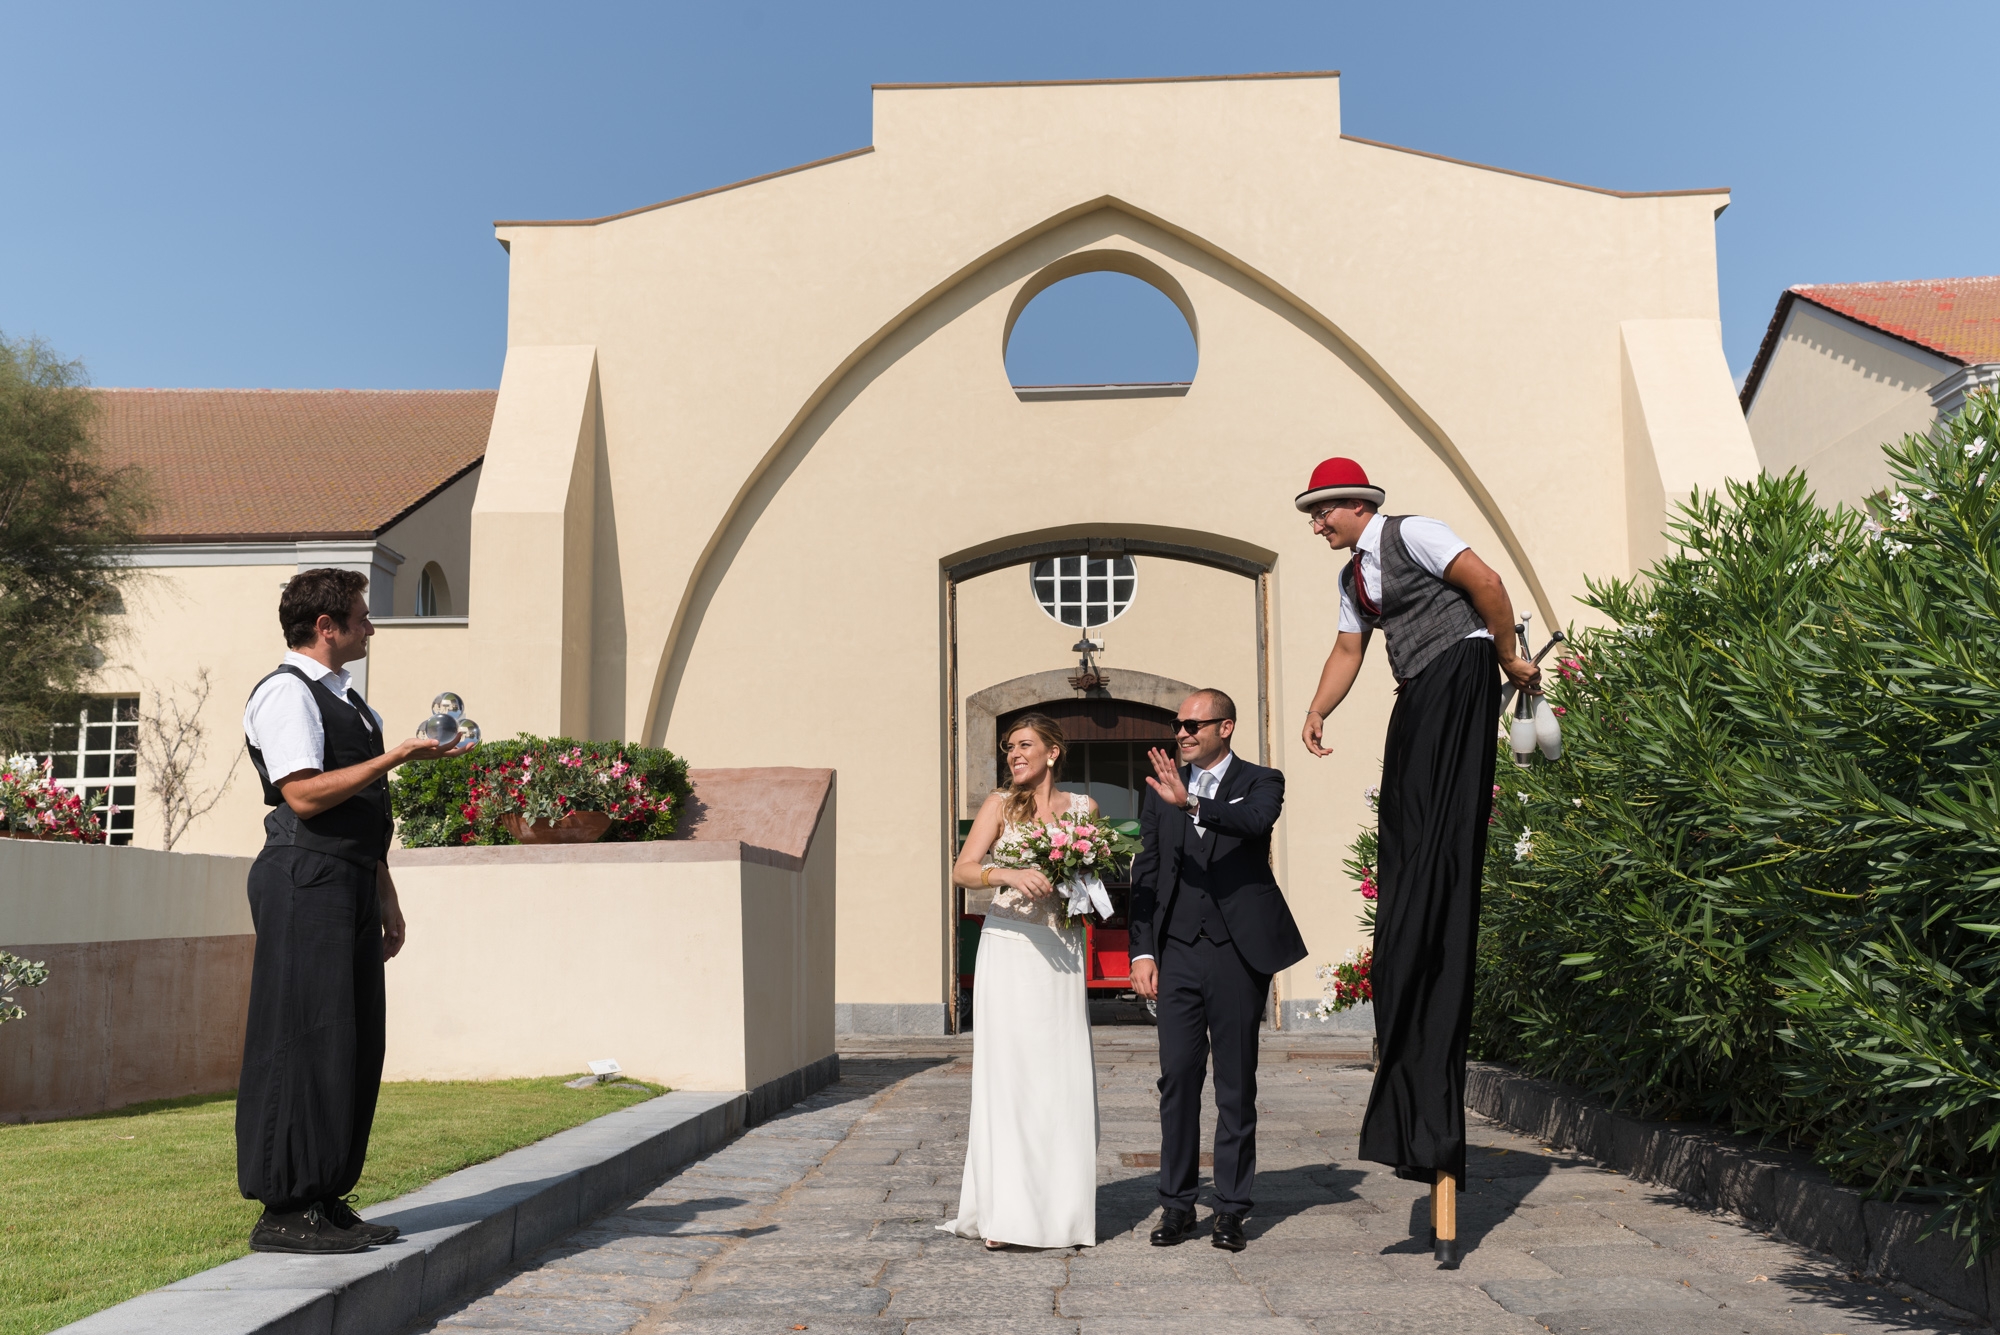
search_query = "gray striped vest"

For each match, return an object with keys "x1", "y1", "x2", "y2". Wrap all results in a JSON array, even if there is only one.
[{"x1": 1342, "y1": 516, "x2": 1487, "y2": 682}]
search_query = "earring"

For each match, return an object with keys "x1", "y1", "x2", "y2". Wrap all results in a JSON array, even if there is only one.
[{"x1": 1046, "y1": 758, "x2": 1055, "y2": 768}]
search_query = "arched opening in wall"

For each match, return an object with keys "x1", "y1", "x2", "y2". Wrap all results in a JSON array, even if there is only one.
[
  {"x1": 416, "y1": 562, "x2": 452, "y2": 617},
  {"x1": 1004, "y1": 270, "x2": 1197, "y2": 396}
]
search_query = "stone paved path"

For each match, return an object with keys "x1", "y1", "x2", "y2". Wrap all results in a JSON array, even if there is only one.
[{"x1": 412, "y1": 1029, "x2": 1978, "y2": 1334}]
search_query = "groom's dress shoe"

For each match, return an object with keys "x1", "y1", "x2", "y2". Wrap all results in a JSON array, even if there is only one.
[
  {"x1": 1150, "y1": 1207, "x2": 1199, "y2": 1246},
  {"x1": 1210, "y1": 1211, "x2": 1247, "y2": 1251}
]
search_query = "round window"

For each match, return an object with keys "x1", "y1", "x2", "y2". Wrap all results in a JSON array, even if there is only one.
[{"x1": 1030, "y1": 555, "x2": 1136, "y2": 627}]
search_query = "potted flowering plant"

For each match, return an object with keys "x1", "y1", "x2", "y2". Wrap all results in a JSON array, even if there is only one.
[
  {"x1": 391, "y1": 735, "x2": 691, "y2": 847},
  {"x1": 0, "y1": 754, "x2": 101, "y2": 842}
]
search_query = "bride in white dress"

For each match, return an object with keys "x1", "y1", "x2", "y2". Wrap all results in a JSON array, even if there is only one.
[{"x1": 941, "y1": 712, "x2": 1099, "y2": 1250}]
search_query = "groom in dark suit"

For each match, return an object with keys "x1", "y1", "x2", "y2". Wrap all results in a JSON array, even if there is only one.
[{"x1": 1130, "y1": 688, "x2": 1308, "y2": 1252}]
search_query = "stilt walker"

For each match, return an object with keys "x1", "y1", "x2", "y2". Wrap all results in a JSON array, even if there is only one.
[{"x1": 1292, "y1": 458, "x2": 1541, "y2": 1269}]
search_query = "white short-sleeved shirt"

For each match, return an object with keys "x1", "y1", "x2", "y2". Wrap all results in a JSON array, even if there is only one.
[
  {"x1": 243, "y1": 651, "x2": 383, "y2": 782},
  {"x1": 1337, "y1": 513, "x2": 1495, "y2": 640}
]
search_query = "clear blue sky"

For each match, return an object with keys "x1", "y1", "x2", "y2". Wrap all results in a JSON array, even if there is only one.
[{"x1": 3, "y1": 1, "x2": 1991, "y2": 391}]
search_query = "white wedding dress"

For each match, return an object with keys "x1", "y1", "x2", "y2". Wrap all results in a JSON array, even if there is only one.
[{"x1": 941, "y1": 792, "x2": 1099, "y2": 1249}]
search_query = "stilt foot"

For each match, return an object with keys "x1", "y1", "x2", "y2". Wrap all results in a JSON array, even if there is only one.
[{"x1": 1434, "y1": 1236, "x2": 1460, "y2": 1268}]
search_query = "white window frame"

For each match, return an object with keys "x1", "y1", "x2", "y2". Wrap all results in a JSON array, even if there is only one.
[
  {"x1": 1029, "y1": 555, "x2": 1137, "y2": 628},
  {"x1": 44, "y1": 696, "x2": 140, "y2": 845}
]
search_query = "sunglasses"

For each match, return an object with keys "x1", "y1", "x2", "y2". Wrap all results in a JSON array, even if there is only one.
[{"x1": 1173, "y1": 717, "x2": 1225, "y2": 735}]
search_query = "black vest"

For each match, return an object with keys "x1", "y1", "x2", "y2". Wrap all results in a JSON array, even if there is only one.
[
  {"x1": 246, "y1": 665, "x2": 392, "y2": 868},
  {"x1": 1165, "y1": 766, "x2": 1233, "y2": 944}
]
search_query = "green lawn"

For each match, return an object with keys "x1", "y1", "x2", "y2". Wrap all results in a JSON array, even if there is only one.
[{"x1": 0, "y1": 1077, "x2": 663, "y2": 1335}]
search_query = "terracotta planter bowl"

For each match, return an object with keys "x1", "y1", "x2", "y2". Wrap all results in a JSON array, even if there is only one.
[{"x1": 500, "y1": 811, "x2": 613, "y2": 845}]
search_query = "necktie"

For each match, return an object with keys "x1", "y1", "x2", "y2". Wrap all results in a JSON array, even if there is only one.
[{"x1": 1348, "y1": 549, "x2": 1381, "y2": 618}]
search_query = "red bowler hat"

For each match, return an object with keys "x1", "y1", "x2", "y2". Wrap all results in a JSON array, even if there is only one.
[{"x1": 1294, "y1": 457, "x2": 1385, "y2": 511}]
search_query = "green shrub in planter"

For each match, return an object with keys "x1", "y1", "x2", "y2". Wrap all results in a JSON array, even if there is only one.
[
  {"x1": 1478, "y1": 389, "x2": 2000, "y2": 1256},
  {"x1": 391, "y1": 735, "x2": 691, "y2": 847}
]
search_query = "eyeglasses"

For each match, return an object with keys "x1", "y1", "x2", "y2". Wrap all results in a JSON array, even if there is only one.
[
  {"x1": 1173, "y1": 717, "x2": 1225, "y2": 735},
  {"x1": 1308, "y1": 502, "x2": 1356, "y2": 528}
]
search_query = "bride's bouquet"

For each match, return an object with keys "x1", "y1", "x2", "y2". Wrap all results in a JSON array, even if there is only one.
[{"x1": 989, "y1": 812, "x2": 1143, "y2": 926}]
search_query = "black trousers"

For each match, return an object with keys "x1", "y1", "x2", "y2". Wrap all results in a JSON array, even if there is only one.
[
  {"x1": 236, "y1": 846, "x2": 386, "y2": 1211},
  {"x1": 1156, "y1": 930, "x2": 1270, "y2": 1215},
  {"x1": 1358, "y1": 636, "x2": 1500, "y2": 1188}
]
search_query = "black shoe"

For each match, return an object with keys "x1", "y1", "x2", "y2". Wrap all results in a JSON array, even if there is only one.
[
  {"x1": 321, "y1": 1194, "x2": 400, "y2": 1244},
  {"x1": 1211, "y1": 1210, "x2": 1246, "y2": 1252},
  {"x1": 248, "y1": 1203, "x2": 372, "y2": 1255},
  {"x1": 1150, "y1": 1207, "x2": 1199, "y2": 1246}
]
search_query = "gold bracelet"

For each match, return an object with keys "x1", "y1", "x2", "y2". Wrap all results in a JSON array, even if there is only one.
[{"x1": 980, "y1": 867, "x2": 993, "y2": 887}]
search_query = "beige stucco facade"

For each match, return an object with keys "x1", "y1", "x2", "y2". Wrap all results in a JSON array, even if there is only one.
[
  {"x1": 1744, "y1": 300, "x2": 1957, "y2": 506},
  {"x1": 454, "y1": 73, "x2": 1756, "y2": 1031},
  {"x1": 72, "y1": 72, "x2": 1757, "y2": 1034}
]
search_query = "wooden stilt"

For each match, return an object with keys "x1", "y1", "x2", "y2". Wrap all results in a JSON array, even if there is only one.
[
  {"x1": 1433, "y1": 1169, "x2": 1460, "y2": 1268},
  {"x1": 1433, "y1": 1170, "x2": 1456, "y2": 1240}
]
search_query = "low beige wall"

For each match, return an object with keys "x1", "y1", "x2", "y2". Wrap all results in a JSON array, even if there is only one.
[
  {"x1": 382, "y1": 768, "x2": 835, "y2": 1091},
  {"x1": 0, "y1": 841, "x2": 254, "y2": 1121}
]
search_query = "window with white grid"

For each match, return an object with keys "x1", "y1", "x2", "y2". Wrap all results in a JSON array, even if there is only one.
[
  {"x1": 1029, "y1": 555, "x2": 1137, "y2": 628},
  {"x1": 44, "y1": 697, "x2": 139, "y2": 845}
]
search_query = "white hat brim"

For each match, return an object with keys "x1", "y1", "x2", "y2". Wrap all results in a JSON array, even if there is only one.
[{"x1": 1295, "y1": 483, "x2": 1386, "y2": 512}]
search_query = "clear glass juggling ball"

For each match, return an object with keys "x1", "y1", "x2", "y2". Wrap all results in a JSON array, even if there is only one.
[
  {"x1": 431, "y1": 692, "x2": 465, "y2": 719},
  {"x1": 417, "y1": 713, "x2": 460, "y2": 746},
  {"x1": 455, "y1": 719, "x2": 481, "y2": 748}
]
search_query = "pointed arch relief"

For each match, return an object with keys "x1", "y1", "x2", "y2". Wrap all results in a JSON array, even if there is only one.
[{"x1": 642, "y1": 199, "x2": 1555, "y2": 744}]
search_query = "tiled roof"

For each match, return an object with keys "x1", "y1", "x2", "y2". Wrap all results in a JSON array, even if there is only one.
[
  {"x1": 1741, "y1": 276, "x2": 2000, "y2": 410},
  {"x1": 91, "y1": 389, "x2": 494, "y2": 542}
]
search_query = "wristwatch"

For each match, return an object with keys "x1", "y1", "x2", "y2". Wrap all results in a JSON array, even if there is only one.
[{"x1": 1183, "y1": 795, "x2": 1199, "y2": 816}]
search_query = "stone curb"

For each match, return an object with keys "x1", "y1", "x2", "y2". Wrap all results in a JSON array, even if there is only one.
[
  {"x1": 1466, "y1": 1061, "x2": 2000, "y2": 1325},
  {"x1": 55, "y1": 1053, "x2": 840, "y2": 1335}
]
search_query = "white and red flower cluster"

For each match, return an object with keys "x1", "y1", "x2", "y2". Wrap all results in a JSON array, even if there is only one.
[
  {"x1": 460, "y1": 744, "x2": 676, "y2": 843},
  {"x1": 0, "y1": 755, "x2": 101, "y2": 842}
]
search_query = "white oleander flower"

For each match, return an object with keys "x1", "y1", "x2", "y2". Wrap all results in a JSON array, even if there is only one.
[
  {"x1": 1968, "y1": 436, "x2": 1987, "y2": 459},
  {"x1": 1889, "y1": 491, "x2": 1913, "y2": 524},
  {"x1": 1513, "y1": 828, "x2": 1534, "y2": 862},
  {"x1": 1572, "y1": 798, "x2": 1583, "y2": 807}
]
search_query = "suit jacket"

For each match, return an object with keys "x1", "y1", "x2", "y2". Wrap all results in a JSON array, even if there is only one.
[{"x1": 1128, "y1": 753, "x2": 1309, "y2": 977}]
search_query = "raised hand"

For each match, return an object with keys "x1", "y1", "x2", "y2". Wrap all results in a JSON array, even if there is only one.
[{"x1": 1143, "y1": 746, "x2": 1189, "y2": 808}]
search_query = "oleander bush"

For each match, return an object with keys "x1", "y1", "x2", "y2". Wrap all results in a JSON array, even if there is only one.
[
  {"x1": 391, "y1": 734, "x2": 691, "y2": 847},
  {"x1": 1477, "y1": 389, "x2": 2000, "y2": 1258}
]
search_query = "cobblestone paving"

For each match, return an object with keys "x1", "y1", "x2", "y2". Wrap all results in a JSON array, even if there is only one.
[{"x1": 412, "y1": 1030, "x2": 1977, "y2": 1335}]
